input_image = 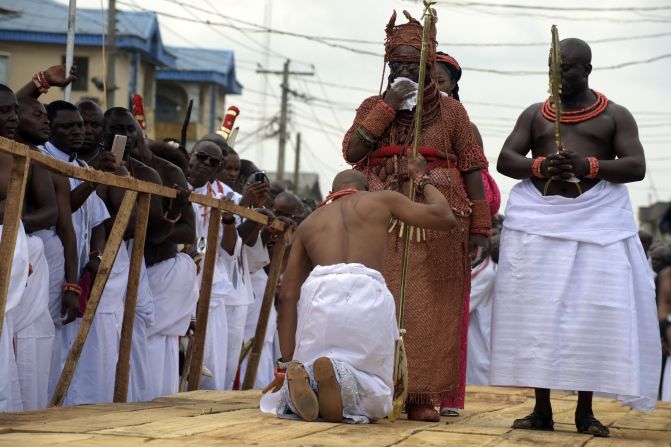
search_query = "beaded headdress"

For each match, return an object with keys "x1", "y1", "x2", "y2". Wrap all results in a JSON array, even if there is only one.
[{"x1": 384, "y1": 10, "x2": 437, "y2": 64}]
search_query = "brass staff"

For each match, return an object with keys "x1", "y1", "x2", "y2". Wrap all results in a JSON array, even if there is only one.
[{"x1": 545, "y1": 25, "x2": 582, "y2": 196}]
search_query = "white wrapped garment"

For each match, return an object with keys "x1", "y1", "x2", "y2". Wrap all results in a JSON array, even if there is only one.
[
  {"x1": 14, "y1": 235, "x2": 55, "y2": 410},
  {"x1": 466, "y1": 258, "x2": 495, "y2": 386},
  {"x1": 48, "y1": 243, "x2": 130, "y2": 406},
  {"x1": 261, "y1": 263, "x2": 399, "y2": 422},
  {"x1": 0, "y1": 223, "x2": 30, "y2": 412},
  {"x1": 490, "y1": 180, "x2": 661, "y2": 411},
  {"x1": 145, "y1": 253, "x2": 198, "y2": 399}
]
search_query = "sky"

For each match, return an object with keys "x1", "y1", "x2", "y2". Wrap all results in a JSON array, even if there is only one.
[{"x1": 58, "y1": 0, "x2": 671, "y2": 215}]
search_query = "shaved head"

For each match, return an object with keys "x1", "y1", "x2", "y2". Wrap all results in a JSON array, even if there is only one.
[
  {"x1": 560, "y1": 38, "x2": 592, "y2": 65},
  {"x1": 332, "y1": 169, "x2": 368, "y2": 192}
]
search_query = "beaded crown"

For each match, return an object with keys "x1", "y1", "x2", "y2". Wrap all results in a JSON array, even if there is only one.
[{"x1": 384, "y1": 10, "x2": 437, "y2": 64}]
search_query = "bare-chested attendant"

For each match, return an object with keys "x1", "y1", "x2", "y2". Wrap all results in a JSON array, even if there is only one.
[
  {"x1": 261, "y1": 158, "x2": 455, "y2": 423},
  {"x1": 0, "y1": 84, "x2": 32, "y2": 412},
  {"x1": 98, "y1": 107, "x2": 191, "y2": 401},
  {"x1": 491, "y1": 38, "x2": 661, "y2": 437}
]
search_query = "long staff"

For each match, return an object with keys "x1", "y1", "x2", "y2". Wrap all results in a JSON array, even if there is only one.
[
  {"x1": 545, "y1": 25, "x2": 581, "y2": 195},
  {"x1": 389, "y1": 0, "x2": 436, "y2": 422}
]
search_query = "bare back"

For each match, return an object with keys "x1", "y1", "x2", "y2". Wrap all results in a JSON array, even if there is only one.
[{"x1": 299, "y1": 192, "x2": 391, "y2": 272}]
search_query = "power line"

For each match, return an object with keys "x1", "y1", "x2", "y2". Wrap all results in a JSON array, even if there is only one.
[
  {"x1": 306, "y1": 31, "x2": 671, "y2": 48},
  {"x1": 446, "y1": 2, "x2": 671, "y2": 13}
]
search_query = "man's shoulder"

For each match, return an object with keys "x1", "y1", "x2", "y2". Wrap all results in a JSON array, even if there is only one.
[
  {"x1": 131, "y1": 157, "x2": 162, "y2": 183},
  {"x1": 154, "y1": 156, "x2": 188, "y2": 183}
]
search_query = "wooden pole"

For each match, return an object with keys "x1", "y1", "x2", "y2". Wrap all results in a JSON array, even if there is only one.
[
  {"x1": 242, "y1": 230, "x2": 289, "y2": 389},
  {"x1": 64, "y1": 0, "x2": 77, "y2": 102},
  {"x1": 0, "y1": 152, "x2": 29, "y2": 337},
  {"x1": 293, "y1": 133, "x2": 301, "y2": 194},
  {"x1": 50, "y1": 190, "x2": 138, "y2": 407},
  {"x1": 113, "y1": 192, "x2": 150, "y2": 402},
  {"x1": 187, "y1": 207, "x2": 222, "y2": 391}
]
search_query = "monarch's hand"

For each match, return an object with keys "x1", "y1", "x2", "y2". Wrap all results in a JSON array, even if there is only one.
[{"x1": 262, "y1": 369, "x2": 286, "y2": 394}]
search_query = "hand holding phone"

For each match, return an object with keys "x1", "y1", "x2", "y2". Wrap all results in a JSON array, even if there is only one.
[{"x1": 110, "y1": 135, "x2": 127, "y2": 166}]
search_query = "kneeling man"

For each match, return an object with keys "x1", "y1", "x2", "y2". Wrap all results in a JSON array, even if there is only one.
[{"x1": 261, "y1": 158, "x2": 455, "y2": 423}]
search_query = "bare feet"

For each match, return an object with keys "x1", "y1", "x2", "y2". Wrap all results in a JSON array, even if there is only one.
[
  {"x1": 407, "y1": 403, "x2": 440, "y2": 422},
  {"x1": 313, "y1": 357, "x2": 343, "y2": 423}
]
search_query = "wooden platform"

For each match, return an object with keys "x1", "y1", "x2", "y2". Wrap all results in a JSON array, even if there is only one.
[{"x1": 0, "y1": 386, "x2": 669, "y2": 446}]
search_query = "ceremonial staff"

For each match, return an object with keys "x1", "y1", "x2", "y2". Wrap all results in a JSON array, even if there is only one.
[
  {"x1": 389, "y1": 0, "x2": 437, "y2": 423},
  {"x1": 546, "y1": 25, "x2": 581, "y2": 196}
]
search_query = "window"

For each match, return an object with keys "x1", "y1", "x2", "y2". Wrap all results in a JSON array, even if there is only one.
[
  {"x1": 61, "y1": 55, "x2": 88, "y2": 91},
  {"x1": 0, "y1": 53, "x2": 10, "y2": 85}
]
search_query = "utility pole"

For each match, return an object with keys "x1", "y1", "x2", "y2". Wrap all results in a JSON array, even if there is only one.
[
  {"x1": 293, "y1": 132, "x2": 301, "y2": 193},
  {"x1": 256, "y1": 60, "x2": 313, "y2": 180},
  {"x1": 106, "y1": 0, "x2": 117, "y2": 108}
]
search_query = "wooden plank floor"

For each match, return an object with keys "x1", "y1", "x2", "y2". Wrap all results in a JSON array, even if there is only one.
[{"x1": 0, "y1": 386, "x2": 669, "y2": 446}]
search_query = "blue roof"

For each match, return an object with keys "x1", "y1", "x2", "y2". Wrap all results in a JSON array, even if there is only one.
[
  {"x1": 0, "y1": 0, "x2": 175, "y2": 67},
  {"x1": 157, "y1": 47, "x2": 242, "y2": 95}
]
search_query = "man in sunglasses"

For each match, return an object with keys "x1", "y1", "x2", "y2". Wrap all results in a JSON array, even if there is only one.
[
  {"x1": 342, "y1": 10, "x2": 489, "y2": 421},
  {"x1": 186, "y1": 139, "x2": 249, "y2": 391}
]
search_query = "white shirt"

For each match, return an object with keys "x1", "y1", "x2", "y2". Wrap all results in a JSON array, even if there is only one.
[
  {"x1": 39, "y1": 142, "x2": 110, "y2": 275},
  {"x1": 190, "y1": 181, "x2": 253, "y2": 306}
]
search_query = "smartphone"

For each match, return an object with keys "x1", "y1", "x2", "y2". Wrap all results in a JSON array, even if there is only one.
[
  {"x1": 254, "y1": 171, "x2": 267, "y2": 183},
  {"x1": 110, "y1": 134, "x2": 127, "y2": 166}
]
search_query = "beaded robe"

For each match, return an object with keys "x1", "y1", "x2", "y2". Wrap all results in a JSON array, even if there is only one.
[{"x1": 343, "y1": 88, "x2": 488, "y2": 406}]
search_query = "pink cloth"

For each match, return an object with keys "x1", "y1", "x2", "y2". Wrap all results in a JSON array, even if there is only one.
[{"x1": 481, "y1": 170, "x2": 501, "y2": 216}]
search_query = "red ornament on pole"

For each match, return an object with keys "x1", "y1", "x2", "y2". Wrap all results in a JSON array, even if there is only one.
[
  {"x1": 217, "y1": 105, "x2": 240, "y2": 140},
  {"x1": 132, "y1": 94, "x2": 146, "y2": 130}
]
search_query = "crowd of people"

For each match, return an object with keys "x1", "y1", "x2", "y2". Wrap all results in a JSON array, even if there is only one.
[
  {"x1": 0, "y1": 7, "x2": 670, "y2": 441},
  {"x1": 0, "y1": 63, "x2": 313, "y2": 411}
]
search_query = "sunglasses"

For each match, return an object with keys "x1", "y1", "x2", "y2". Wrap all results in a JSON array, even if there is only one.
[
  {"x1": 195, "y1": 152, "x2": 222, "y2": 168},
  {"x1": 389, "y1": 61, "x2": 420, "y2": 75}
]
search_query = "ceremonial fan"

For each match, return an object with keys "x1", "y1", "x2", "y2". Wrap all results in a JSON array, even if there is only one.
[
  {"x1": 388, "y1": 0, "x2": 437, "y2": 423},
  {"x1": 545, "y1": 25, "x2": 581, "y2": 196}
]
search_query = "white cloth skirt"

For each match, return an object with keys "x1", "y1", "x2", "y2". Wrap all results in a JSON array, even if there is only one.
[
  {"x1": 261, "y1": 263, "x2": 398, "y2": 422},
  {"x1": 490, "y1": 180, "x2": 661, "y2": 411}
]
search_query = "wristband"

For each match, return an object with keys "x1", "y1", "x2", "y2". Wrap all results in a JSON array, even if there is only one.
[
  {"x1": 470, "y1": 199, "x2": 492, "y2": 231},
  {"x1": 356, "y1": 125, "x2": 378, "y2": 149},
  {"x1": 585, "y1": 156, "x2": 599, "y2": 179},
  {"x1": 470, "y1": 227, "x2": 493, "y2": 237},
  {"x1": 413, "y1": 174, "x2": 432, "y2": 194},
  {"x1": 32, "y1": 72, "x2": 49, "y2": 94},
  {"x1": 359, "y1": 99, "x2": 397, "y2": 139},
  {"x1": 63, "y1": 282, "x2": 83, "y2": 295},
  {"x1": 532, "y1": 157, "x2": 546, "y2": 179},
  {"x1": 164, "y1": 211, "x2": 181, "y2": 223}
]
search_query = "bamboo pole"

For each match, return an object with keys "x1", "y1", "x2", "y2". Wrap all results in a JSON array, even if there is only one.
[
  {"x1": 389, "y1": 1, "x2": 436, "y2": 422},
  {"x1": 0, "y1": 152, "x2": 29, "y2": 337},
  {"x1": 113, "y1": 192, "x2": 151, "y2": 402},
  {"x1": 187, "y1": 207, "x2": 222, "y2": 391},
  {"x1": 241, "y1": 230, "x2": 289, "y2": 389},
  {"x1": 50, "y1": 190, "x2": 138, "y2": 407}
]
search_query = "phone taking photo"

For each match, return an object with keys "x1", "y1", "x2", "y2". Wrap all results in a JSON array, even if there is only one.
[
  {"x1": 254, "y1": 171, "x2": 268, "y2": 183},
  {"x1": 110, "y1": 134, "x2": 127, "y2": 166}
]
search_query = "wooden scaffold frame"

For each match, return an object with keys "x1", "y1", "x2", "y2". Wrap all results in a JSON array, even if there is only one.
[{"x1": 0, "y1": 136, "x2": 288, "y2": 407}]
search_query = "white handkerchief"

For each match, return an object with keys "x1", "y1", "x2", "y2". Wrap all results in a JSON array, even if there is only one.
[{"x1": 391, "y1": 77, "x2": 418, "y2": 111}]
